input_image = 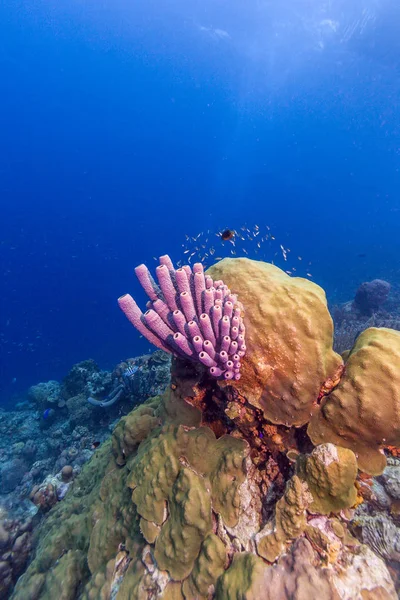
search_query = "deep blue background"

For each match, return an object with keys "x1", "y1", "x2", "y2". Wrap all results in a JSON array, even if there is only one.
[{"x1": 1, "y1": 0, "x2": 400, "y2": 402}]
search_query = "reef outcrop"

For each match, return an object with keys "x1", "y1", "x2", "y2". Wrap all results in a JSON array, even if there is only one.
[
  {"x1": 12, "y1": 257, "x2": 400, "y2": 599},
  {"x1": 308, "y1": 327, "x2": 400, "y2": 475}
]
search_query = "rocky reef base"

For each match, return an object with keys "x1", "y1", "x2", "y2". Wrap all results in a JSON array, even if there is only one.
[
  {"x1": 11, "y1": 363, "x2": 399, "y2": 600},
  {"x1": 8, "y1": 258, "x2": 400, "y2": 599}
]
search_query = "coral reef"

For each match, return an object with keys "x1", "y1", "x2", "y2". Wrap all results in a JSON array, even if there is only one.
[
  {"x1": 0, "y1": 350, "x2": 171, "y2": 597},
  {"x1": 359, "y1": 514, "x2": 400, "y2": 562},
  {"x1": 0, "y1": 350, "x2": 170, "y2": 504},
  {"x1": 10, "y1": 257, "x2": 400, "y2": 599},
  {"x1": 0, "y1": 515, "x2": 32, "y2": 598},
  {"x1": 28, "y1": 381, "x2": 61, "y2": 411},
  {"x1": 331, "y1": 280, "x2": 400, "y2": 355},
  {"x1": 354, "y1": 279, "x2": 391, "y2": 316},
  {"x1": 0, "y1": 459, "x2": 28, "y2": 495},
  {"x1": 11, "y1": 384, "x2": 397, "y2": 599},
  {"x1": 113, "y1": 351, "x2": 171, "y2": 406},
  {"x1": 62, "y1": 359, "x2": 110, "y2": 398}
]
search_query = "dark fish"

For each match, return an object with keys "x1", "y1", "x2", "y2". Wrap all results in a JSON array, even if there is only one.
[
  {"x1": 357, "y1": 253, "x2": 367, "y2": 258},
  {"x1": 91, "y1": 441, "x2": 100, "y2": 449},
  {"x1": 221, "y1": 229, "x2": 235, "y2": 241}
]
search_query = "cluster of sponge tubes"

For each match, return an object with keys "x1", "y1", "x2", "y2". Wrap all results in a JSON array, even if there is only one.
[{"x1": 118, "y1": 255, "x2": 246, "y2": 380}]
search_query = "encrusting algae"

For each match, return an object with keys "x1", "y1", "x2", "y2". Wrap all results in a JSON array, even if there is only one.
[{"x1": 12, "y1": 257, "x2": 400, "y2": 599}]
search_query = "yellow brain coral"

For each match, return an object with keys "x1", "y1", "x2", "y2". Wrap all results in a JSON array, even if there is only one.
[
  {"x1": 207, "y1": 258, "x2": 342, "y2": 427},
  {"x1": 308, "y1": 328, "x2": 400, "y2": 475}
]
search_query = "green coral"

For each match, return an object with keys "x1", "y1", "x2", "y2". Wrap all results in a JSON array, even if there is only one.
[
  {"x1": 87, "y1": 458, "x2": 137, "y2": 575},
  {"x1": 139, "y1": 518, "x2": 161, "y2": 544},
  {"x1": 209, "y1": 436, "x2": 248, "y2": 527},
  {"x1": 112, "y1": 398, "x2": 161, "y2": 466},
  {"x1": 41, "y1": 550, "x2": 84, "y2": 600},
  {"x1": 128, "y1": 424, "x2": 182, "y2": 525},
  {"x1": 154, "y1": 467, "x2": 213, "y2": 580},
  {"x1": 297, "y1": 443, "x2": 358, "y2": 514},
  {"x1": 182, "y1": 534, "x2": 226, "y2": 599},
  {"x1": 256, "y1": 475, "x2": 312, "y2": 562},
  {"x1": 127, "y1": 421, "x2": 247, "y2": 581},
  {"x1": 214, "y1": 552, "x2": 268, "y2": 600}
]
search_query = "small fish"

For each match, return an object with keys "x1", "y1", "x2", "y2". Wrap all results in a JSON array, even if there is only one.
[
  {"x1": 123, "y1": 364, "x2": 139, "y2": 379},
  {"x1": 43, "y1": 408, "x2": 53, "y2": 420},
  {"x1": 91, "y1": 441, "x2": 101, "y2": 449},
  {"x1": 357, "y1": 253, "x2": 367, "y2": 258},
  {"x1": 221, "y1": 229, "x2": 235, "y2": 241}
]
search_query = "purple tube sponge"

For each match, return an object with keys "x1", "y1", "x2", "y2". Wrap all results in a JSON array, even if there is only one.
[{"x1": 118, "y1": 255, "x2": 246, "y2": 380}]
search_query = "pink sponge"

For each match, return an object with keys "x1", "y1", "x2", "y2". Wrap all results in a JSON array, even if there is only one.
[{"x1": 118, "y1": 255, "x2": 245, "y2": 380}]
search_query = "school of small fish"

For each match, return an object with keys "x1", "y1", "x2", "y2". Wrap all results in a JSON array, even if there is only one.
[{"x1": 153, "y1": 224, "x2": 312, "y2": 278}]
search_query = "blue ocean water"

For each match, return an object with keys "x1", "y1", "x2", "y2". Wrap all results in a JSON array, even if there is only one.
[{"x1": 1, "y1": 0, "x2": 399, "y2": 404}]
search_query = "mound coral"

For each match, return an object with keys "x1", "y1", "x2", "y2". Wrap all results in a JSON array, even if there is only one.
[
  {"x1": 208, "y1": 258, "x2": 343, "y2": 427},
  {"x1": 308, "y1": 327, "x2": 400, "y2": 475},
  {"x1": 296, "y1": 443, "x2": 358, "y2": 514},
  {"x1": 12, "y1": 257, "x2": 400, "y2": 599},
  {"x1": 354, "y1": 279, "x2": 391, "y2": 316}
]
